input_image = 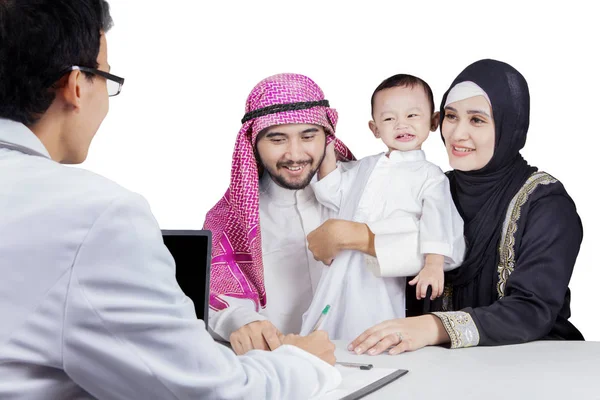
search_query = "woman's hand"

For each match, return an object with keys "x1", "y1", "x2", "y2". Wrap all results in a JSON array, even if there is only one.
[{"x1": 348, "y1": 315, "x2": 450, "y2": 355}]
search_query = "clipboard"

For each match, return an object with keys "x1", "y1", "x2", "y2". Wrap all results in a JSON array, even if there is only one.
[
  {"x1": 314, "y1": 366, "x2": 409, "y2": 400},
  {"x1": 339, "y1": 368, "x2": 408, "y2": 400}
]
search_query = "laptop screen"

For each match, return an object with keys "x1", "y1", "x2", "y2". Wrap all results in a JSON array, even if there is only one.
[{"x1": 161, "y1": 230, "x2": 211, "y2": 326}]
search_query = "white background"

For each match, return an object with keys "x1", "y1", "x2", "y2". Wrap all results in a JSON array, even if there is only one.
[{"x1": 85, "y1": 1, "x2": 600, "y2": 339}]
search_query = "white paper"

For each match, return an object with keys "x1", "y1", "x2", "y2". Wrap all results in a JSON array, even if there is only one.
[{"x1": 311, "y1": 365, "x2": 400, "y2": 400}]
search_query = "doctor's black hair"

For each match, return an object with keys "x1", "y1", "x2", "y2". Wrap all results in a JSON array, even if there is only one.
[
  {"x1": 370, "y1": 74, "x2": 435, "y2": 118},
  {"x1": 0, "y1": 0, "x2": 113, "y2": 125}
]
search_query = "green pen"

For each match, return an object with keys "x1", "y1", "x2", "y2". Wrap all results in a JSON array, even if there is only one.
[{"x1": 311, "y1": 304, "x2": 331, "y2": 332}]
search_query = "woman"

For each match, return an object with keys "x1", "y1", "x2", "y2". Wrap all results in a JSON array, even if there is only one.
[{"x1": 345, "y1": 59, "x2": 584, "y2": 354}]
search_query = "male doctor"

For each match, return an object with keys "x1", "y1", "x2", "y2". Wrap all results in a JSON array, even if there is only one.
[{"x1": 0, "y1": 1, "x2": 340, "y2": 399}]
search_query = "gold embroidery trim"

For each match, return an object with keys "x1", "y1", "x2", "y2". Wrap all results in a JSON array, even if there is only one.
[
  {"x1": 442, "y1": 284, "x2": 453, "y2": 311},
  {"x1": 432, "y1": 311, "x2": 480, "y2": 348},
  {"x1": 496, "y1": 172, "x2": 557, "y2": 299}
]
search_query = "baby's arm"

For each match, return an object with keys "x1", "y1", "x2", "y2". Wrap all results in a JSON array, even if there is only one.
[
  {"x1": 363, "y1": 212, "x2": 423, "y2": 278},
  {"x1": 419, "y1": 167, "x2": 466, "y2": 270},
  {"x1": 311, "y1": 168, "x2": 343, "y2": 213},
  {"x1": 311, "y1": 142, "x2": 359, "y2": 213},
  {"x1": 408, "y1": 254, "x2": 445, "y2": 300}
]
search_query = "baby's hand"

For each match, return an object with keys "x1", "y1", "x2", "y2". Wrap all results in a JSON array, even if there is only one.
[
  {"x1": 318, "y1": 139, "x2": 337, "y2": 180},
  {"x1": 408, "y1": 261, "x2": 444, "y2": 300}
]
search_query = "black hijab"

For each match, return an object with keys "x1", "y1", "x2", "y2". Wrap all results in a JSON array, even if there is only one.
[{"x1": 440, "y1": 59, "x2": 537, "y2": 307}]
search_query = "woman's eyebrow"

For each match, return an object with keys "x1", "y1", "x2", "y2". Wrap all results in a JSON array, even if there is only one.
[
  {"x1": 466, "y1": 109, "x2": 491, "y2": 118},
  {"x1": 444, "y1": 106, "x2": 490, "y2": 118}
]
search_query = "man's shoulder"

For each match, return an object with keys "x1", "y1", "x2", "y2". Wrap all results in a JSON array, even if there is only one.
[
  {"x1": 0, "y1": 159, "x2": 154, "y2": 278},
  {"x1": 54, "y1": 163, "x2": 136, "y2": 204},
  {"x1": 22, "y1": 160, "x2": 147, "y2": 225}
]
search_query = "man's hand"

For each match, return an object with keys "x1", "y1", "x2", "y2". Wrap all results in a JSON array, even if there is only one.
[
  {"x1": 307, "y1": 219, "x2": 375, "y2": 265},
  {"x1": 229, "y1": 320, "x2": 284, "y2": 355},
  {"x1": 283, "y1": 331, "x2": 337, "y2": 365},
  {"x1": 307, "y1": 219, "x2": 344, "y2": 265},
  {"x1": 408, "y1": 254, "x2": 445, "y2": 300}
]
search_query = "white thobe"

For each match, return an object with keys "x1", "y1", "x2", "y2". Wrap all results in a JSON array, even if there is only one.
[
  {"x1": 0, "y1": 119, "x2": 340, "y2": 400},
  {"x1": 209, "y1": 173, "x2": 334, "y2": 341},
  {"x1": 300, "y1": 150, "x2": 465, "y2": 339},
  {"x1": 314, "y1": 150, "x2": 465, "y2": 275}
]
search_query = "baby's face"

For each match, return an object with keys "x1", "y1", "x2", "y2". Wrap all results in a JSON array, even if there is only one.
[{"x1": 370, "y1": 85, "x2": 435, "y2": 152}]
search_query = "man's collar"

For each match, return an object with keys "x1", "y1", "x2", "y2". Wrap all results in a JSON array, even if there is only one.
[
  {"x1": 0, "y1": 119, "x2": 52, "y2": 159},
  {"x1": 259, "y1": 172, "x2": 316, "y2": 205}
]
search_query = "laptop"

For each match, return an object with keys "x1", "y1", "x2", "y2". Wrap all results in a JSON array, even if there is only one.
[{"x1": 161, "y1": 230, "x2": 212, "y2": 327}]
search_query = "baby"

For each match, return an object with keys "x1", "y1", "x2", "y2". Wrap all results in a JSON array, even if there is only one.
[{"x1": 315, "y1": 74, "x2": 465, "y2": 304}]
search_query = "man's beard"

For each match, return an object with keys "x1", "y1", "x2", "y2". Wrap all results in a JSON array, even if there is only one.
[{"x1": 264, "y1": 146, "x2": 327, "y2": 190}]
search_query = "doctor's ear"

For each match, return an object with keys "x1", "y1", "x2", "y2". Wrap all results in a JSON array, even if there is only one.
[
  {"x1": 430, "y1": 112, "x2": 440, "y2": 131},
  {"x1": 54, "y1": 70, "x2": 84, "y2": 112},
  {"x1": 368, "y1": 120, "x2": 380, "y2": 138}
]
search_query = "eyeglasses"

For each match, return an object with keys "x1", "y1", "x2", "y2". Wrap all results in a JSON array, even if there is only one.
[{"x1": 53, "y1": 66, "x2": 125, "y2": 97}]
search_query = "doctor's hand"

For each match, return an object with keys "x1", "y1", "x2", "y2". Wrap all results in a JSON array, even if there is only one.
[
  {"x1": 307, "y1": 219, "x2": 375, "y2": 265},
  {"x1": 283, "y1": 331, "x2": 337, "y2": 365},
  {"x1": 230, "y1": 320, "x2": 284, "y2": 355}
]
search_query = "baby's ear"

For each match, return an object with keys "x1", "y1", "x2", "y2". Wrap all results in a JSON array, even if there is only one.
[
  {"x1": 430, "y1": 112, "x2": 440, "y2": 131},
  {"x1": 368, "y1": 120, "x2": 379, "y2": 138}
]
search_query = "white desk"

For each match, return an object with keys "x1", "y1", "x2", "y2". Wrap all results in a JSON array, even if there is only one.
[{"x1": 333, "y1": 340, "x2": 600, "y2": 399}]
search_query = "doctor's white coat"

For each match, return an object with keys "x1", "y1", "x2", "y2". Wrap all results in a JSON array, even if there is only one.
[{"x1": 0, "y1": 119, "x2": 339, "y2": 400}]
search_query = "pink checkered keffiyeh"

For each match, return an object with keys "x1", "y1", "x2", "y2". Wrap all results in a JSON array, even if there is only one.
[{"x1": 204, "y1": 73, "x2": 354, "y2": 311}]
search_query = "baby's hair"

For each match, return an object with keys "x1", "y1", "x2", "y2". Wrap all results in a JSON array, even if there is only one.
[{"x1": 370, "y1": 74, "x2": 435, "y2": 118}]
